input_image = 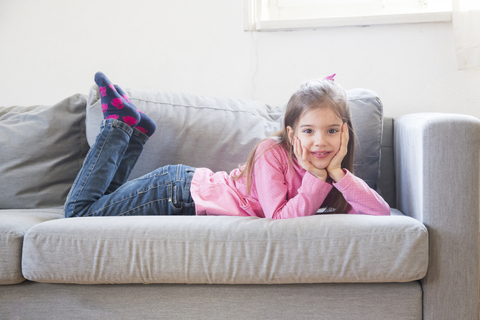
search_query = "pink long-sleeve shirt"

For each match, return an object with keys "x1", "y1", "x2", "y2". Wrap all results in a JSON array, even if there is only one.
[{"x1": 190, "y1": 138, "x2": 390, "y2": 219}]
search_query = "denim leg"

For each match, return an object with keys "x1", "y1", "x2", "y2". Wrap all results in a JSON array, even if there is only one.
[
  {"x1": 64, "y1": 119, "x2": 133, "y2": 218},
  {"x1": 72, "y1": 164, "x2": 196, "y2": 217},
  {"x1": 105, "y1": 129, "x2": 149, "y2": 195}
]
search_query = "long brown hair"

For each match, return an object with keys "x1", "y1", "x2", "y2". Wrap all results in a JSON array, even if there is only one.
[{"x1": 234, "y1": 78, "x2": 355, "y2": 214}]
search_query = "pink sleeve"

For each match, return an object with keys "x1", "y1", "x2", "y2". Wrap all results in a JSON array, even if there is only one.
[
  {"x1": 251, "y1": 143, "x2": 333, "y2": 219},
  {"x1": 333, "y1": 170, "x2": 390, "y2": 216}
]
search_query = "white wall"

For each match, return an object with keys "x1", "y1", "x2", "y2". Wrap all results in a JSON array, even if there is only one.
[{"x1": 1, "y1": 0, "x2": 479, "y2": 119}]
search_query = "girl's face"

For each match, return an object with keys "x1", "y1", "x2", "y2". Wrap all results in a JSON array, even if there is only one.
[{"x1": 287, "y1": 107, "x2": 344, "y2": 170}]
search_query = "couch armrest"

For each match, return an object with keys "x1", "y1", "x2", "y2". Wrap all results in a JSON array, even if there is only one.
[{"x1": 395, "y1": 113, "x2": 480, "y2": 320}]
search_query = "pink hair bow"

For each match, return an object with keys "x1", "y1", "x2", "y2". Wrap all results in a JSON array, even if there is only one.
[{"x1": 324, "y1": 74, "x2": 336, "y2": 81}]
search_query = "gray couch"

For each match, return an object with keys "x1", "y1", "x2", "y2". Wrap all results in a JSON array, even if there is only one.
[{"x1": 1, "y1": 86, "x2": 479, "y2": 320}]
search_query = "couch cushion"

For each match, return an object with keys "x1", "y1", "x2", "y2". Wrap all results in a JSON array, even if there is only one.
[
  {"x1": 347, "y1": 88, "x2": 384, "y2": 189},
  {"x1": 0, "y1": 95, "x2": 89, "y2": 209},
  {"x1": 0, "y1": 208, "x2": 63, "y2": 284},
  {"x1": 22, "y1": 209, "x2": 427, "y2": 284},
  {"x1": 85, "y1": 86, "x2": 383, "y2": 189}
]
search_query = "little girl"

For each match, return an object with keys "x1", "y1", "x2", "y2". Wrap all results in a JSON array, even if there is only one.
[{"x1": 64, "y1": 72, "x2": 390, "y2": 219}]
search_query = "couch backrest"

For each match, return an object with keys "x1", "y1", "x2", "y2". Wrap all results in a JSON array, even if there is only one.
[
  {"x1": 86, "y1": 86, "x2": 385, "y2": 192},
  {"x1": 0, "y1": 87, "x2": 392, "y2": 210},
  {"x1": 378, "y1": 117, "x2": 396, "y2": 208}
]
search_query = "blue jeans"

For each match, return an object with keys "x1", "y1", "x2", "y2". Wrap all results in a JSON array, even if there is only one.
[{"x1": 64, "y1": 119, "x2": 196, "y2": 217}]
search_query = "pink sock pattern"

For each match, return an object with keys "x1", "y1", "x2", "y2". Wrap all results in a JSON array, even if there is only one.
[
  {"x1": 94, "y1": 72, "x2": 140, "y2": 127},
  {"x1": 113, "y1": 85, "x2": 157, "y2": 137}
]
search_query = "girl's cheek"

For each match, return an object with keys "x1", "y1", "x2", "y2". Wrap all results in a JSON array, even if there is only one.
[
  {"x1": 336, "y1": 136, "x2": 342, "y2": 151},
  {"x1": 299, "y1": 138, "x2": 310, "y2": 148}
]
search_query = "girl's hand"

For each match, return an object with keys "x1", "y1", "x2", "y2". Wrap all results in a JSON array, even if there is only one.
[
  {"x1": 327, "y1": 122, "x2": 349, "y2": 182},
  {"x1": 293, "y1": 137, "x2": 328, "y2": 181}
]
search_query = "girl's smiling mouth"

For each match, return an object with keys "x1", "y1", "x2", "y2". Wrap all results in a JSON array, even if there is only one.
[{"x1": 311, "y1": 151, "x2": 331, "y2": 159}]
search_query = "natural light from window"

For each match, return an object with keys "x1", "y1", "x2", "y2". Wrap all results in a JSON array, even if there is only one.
[{"x1": 244, "y1": 0, "x2": 453, "y2": 31}]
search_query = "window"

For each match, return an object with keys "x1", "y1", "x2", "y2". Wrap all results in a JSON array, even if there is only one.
[{"x1": 244, "y1": 0, "x2": 452, "y2": 31}]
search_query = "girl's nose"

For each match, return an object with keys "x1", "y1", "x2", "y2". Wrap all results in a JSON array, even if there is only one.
[{"x1": 314, "y1": 134, "x2": 326, "y2": 146}]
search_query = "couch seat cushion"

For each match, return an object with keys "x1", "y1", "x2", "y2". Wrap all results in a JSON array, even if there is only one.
[
  {"x1": 0, "y1": 208, "x2": 63, "y2": 284},
  {"x1": 22, "y1": 210, "x2": 427, "y2": 284}
]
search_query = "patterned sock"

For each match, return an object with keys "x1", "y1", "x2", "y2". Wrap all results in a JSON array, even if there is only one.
[
  {"x1": 94, "y1": 72, "x2": 140, "y2": 127},
  {"x1": 135, "y1": 110, "x2": 157, "y2": 137},
  {"x1": 114, "y1": 85, "x2": 157, "y2": 137}
]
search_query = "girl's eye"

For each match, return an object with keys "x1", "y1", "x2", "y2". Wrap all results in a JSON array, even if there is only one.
[
  {"x1": 303, "y1": 129, "x2": 313, "y2": 134},
  {"x1": 328, "y1": 129, "x2": 339, "y2": 134}
]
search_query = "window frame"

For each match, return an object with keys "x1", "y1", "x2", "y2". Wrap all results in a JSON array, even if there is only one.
[{"x1": 244, "y1": 0, "x2": 452, "y2": 31}]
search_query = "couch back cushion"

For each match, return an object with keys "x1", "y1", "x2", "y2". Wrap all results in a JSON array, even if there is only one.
[
  {"x1": 0, "y1": 95, "x2": 89, "y2": 209},
  {"x1": 86, "y1": 87, "x2": 383, "y2": 189}
]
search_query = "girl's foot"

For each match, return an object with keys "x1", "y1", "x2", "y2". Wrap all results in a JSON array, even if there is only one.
[
  {"x1": 114, "y1": 85, "x2": 157, "y2": 137},
  {"x1": 94, "y1": 72, "x2": 140, "y2": 127}
]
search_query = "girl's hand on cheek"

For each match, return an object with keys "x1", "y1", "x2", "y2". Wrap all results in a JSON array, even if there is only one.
[
  {"x1": 327, "y1": 122, "x2": 349, "y2": 182},
  {"x1": 293, "y1": 137, "x2": 328, "y2": 181}
]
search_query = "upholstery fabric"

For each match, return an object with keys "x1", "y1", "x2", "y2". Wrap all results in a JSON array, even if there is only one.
[
  {"x1": 0, "y1": 208, "x2": 63, "y2": 284},
  {"x1": 378, "y1": 117, "x2": 395, "y2": 208},
  {"x1": 347, "y1": 88, "x2": 384, "y2": 189},
  {"x1": 22, "y1": 209, "x2": 428, "y2": 284},
  {"x1": 0, "y1": 281, "x2": 422, "y2": 320},
  {"x1": 85, "y1": 86, "x2": 383, "y2": 189},
  {"x1": 395, "y1": 113, "x2": 480, "y2": 320},
  {"x1": 0, "y1": 95, "x2": 89, "y2": 209}
]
